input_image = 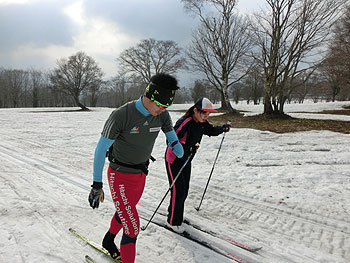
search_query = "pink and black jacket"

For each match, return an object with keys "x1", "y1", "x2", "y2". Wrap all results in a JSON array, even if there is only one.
[{"x1": 166, "y1": 115, "x2": 224, "y2": 164}]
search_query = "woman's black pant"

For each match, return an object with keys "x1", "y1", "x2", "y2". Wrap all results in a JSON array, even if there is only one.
[{"x1": 165, "y1": 157, "x2": 192, "y2": 226}]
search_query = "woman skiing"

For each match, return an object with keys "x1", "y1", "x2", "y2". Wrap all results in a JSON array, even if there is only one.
[{"x1": 165, "y1": 97, "x2": 231, "y2": 233}]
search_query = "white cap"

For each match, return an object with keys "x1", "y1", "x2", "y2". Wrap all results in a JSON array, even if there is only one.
[{"x1": 194, "y1": 97, "x2": 218, "y2": 112}]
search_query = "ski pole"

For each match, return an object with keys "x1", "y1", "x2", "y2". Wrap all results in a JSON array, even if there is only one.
[
  {"x1": 195, "y1": 132, "x2": 226, "y2": 211},
  {"x1": 141, "y1": 144, "x2": 199, "y2": 231}
]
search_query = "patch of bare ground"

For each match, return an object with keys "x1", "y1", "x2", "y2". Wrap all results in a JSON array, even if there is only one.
[
  {"x1": 209, "y1": 114, "x2": 350, "y2": 134},
  {"x1": 207, "y1": 111, "x2": 350, "y2": 134},
  {"x1": 294, "y1": 109, "x2": 350, "y2": 116},
  {"x1": 171, "y1": 104, "x2": 347, "y2": 134},
  {"x1": 292, "y1": 104, "x2": 350, "y2": 116},
  {"x1": 171, "y1": 107, "x2": 350, "y2": 134},
  {"x1": 29, "y1": 108, "x2": 91, "y2": 113}
]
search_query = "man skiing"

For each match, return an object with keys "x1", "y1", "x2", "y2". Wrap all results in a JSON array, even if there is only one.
[{"x1": 88, "y1": 73, "x2": 184, "y2": 263}]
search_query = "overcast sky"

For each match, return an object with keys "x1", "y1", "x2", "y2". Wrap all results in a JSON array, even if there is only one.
[{"x1": 0, "y1": 0, "x2": 263, "y2": 86}]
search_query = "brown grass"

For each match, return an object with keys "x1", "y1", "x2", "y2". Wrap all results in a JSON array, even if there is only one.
[
  {"x1": 295, "y1": 109, "x2": 350, "y2": 116},
  {"x1": 208, "y1": 113, "x2": 350, "y2": 134},
  {"x1": 30, "y1": 108, "x2": 92, "y2": 113},
  {"x1": 205, "y1": 107, "x2": 350, "y2": 134}
]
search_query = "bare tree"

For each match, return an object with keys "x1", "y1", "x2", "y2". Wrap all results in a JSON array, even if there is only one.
[
  {"x1": 0, "y1": 68, "x2": 60, "y2": 108},
  {"x1": 321, "y1": 4, "x2": 350, "y2": 101},
  {"x1": 174, "y1": 87, "x2": 192, "y2": 103},
  {"x1": 241, "y1": 64, "x2": 264, "y2": 105},
  {"x1": 50, "y1": 51, "x2": 104, "y2": 110},
  {"x1": 191, "y1": 79, "x2": 209, "y2": 102},
  {"x1": 182, "y1": 0, "x2": 252, "y2": 113},
  {"x1": 318, "y1": 55, "x2": 344, "y2": 101},
  {"x1": 0, "y1": 68, "x2": 6, "y2": 108},
  {"x1": 117, "y1": 38, "x2": 186, "y2": 84},
  {"x1": 2, "y1": 69, "x2": 28, "y2": 108},
  {"x1": 107, "y1": 76, "x2": 129, "y2": 108},
  {"x1": 251, "y1": 0, "x2": 346, "y2": 116},
  {"x1": 332, "y1": 3, "x2": 350, "y2": 83},
  {"x1": 290, "y1": 72, "x2": 314, "y2": 103},
  {"x1": 83, "y1": 79, "x2": 107, "y2": 107},
  {"x1": 28, "y1": 68, "x2": 46, "y2": 107}
]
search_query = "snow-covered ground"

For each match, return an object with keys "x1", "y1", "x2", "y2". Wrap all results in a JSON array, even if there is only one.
[{"x1": 0, "y1": 100, "x2": 349, "y2": 263}]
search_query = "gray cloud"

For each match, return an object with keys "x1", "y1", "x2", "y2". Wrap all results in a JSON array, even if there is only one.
[
  {"x1": 83, "y1": 0, "x2": 199, "y2": 46},
  {"x1": 0, "y1": 0, "x2": 74, "y2": 51},
  {"x1": 0, "y1": 0, "x2": 261, "y2": 81}
]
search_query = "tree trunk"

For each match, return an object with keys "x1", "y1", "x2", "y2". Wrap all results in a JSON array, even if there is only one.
[
  {"x1": 74, "y1": 95, "x2": 88, "y2": 110},
  {"x1": 279, "y1": 96, "x2": 287, "y2": 114},
  {"x1": 263, "y1": 90, "x2": 273, "y2": 115},
  {"x1": 32, "y1": 87, "x2": 39, "y2": 107},
  {"x1": 220, "y1": 91, "x2": 235, "y2": 113}
]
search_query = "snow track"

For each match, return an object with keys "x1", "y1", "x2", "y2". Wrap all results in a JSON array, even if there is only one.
[
  {"x1": 1, "y1": 106, "x2": 349, "y2": 263},
  {"x1": 143, "y1": 169, "x2": 350, "y2": 263}
]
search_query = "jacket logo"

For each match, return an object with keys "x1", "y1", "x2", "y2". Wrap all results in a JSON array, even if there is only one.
[{"x1": 130, "y1": 126, "x2": 140, "y2": 134}]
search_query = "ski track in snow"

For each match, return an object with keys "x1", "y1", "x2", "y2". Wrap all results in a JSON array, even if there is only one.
[{"x1": 0, "y1": 101, "x2": 350, "y2": 263}]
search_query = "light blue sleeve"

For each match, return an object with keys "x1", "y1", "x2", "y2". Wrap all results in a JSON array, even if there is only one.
[
  {"x1": 165, "y1": 130, "x2": 178, "y2": 144},
  {"x1": 93, "y1": 135, "x2": 114, "y2": 183},
  {"x1": 165, "y1": 130, "x2": 184, "y2": 158}
]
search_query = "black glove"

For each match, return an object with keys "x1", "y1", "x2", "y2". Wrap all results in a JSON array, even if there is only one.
[
  {"x1": 88, "y1": 182, "x2": 104, "y2": 209},
  {"x1": 221, "y1": 123, "x2": 231, "y2": 132}
]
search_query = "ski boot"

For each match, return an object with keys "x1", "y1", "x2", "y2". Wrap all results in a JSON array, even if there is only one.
[{"x1": 102, "y1": 231, "x2": 121, "y2": 262}]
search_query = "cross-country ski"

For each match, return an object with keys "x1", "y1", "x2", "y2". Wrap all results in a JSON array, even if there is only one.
[
  {"x1": 138, "y1": 201, "x2": 262, "y2": 254},
  {"x1": 85, "y1": 255, "x2": 95, "y2": 263},
  {"x1": 183, "y1": 219, "x2": 262, "y2": 252},
  {"x1": 69, "y1": 228, "x2": 121, "y2": 263}
]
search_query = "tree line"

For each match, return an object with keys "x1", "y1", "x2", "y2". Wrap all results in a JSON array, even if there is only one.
[{"x1": 0, "y1": 0, "x2": 349, "y2": 116}]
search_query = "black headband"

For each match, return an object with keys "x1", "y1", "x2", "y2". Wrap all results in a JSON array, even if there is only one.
[{"x1": 145, "y1": 82, "x2": 176, "y2": 107}]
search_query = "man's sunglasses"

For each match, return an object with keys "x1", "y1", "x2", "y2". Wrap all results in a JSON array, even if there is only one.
[{"x1": 153, "y1": 99, "x2": 171, "y2": 109}]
